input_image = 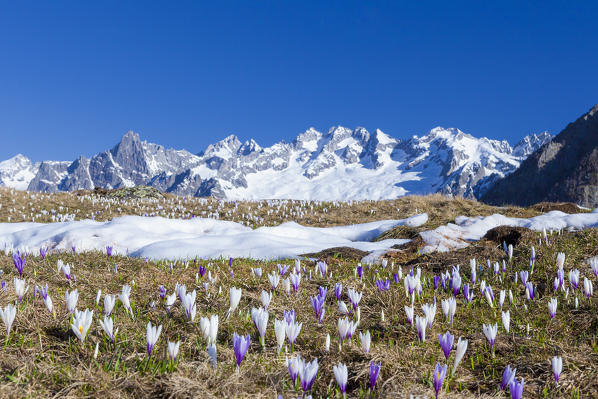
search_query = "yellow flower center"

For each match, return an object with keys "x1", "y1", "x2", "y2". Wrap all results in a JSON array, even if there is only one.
[{"x1": 79, "y1": 324, "x2": 83, "y2": 335}]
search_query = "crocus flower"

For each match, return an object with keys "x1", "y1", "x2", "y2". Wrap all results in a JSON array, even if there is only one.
[
  {"x1": 283, "y1": 309, "x2": 295, "y2": 325},
  {"x1": 334, "y1": 283, "x2": 343, "y2": 300},
  {"x1": 95, "y1": 289, "x2": 102, "y2": 306},
  {"x1": 165, "y1": 292, "x2": 176, "y2": 311},
  {"x1": 548, "y1": 298, "x2": 557, "y2": 319},
  {"x1": 520, "y1": 270, "x2": 528, "y2": 285},
  {"x1": 71, "y1": 308, "x2": 93, "y2": 343},
  {"x1": 370, "y1": 361, "x2": 381, "y2": 391},
  {"x1": 14, "y1": 277, "x2": 28, "y2": 302},
  {"x1": 502, "y1": 310, "x2": 510, "y2": 333},
  {"x1": 499, "y1": 290, "x2": 506, "y2": 308},
  {"x1": 376, "y1": 279, "x2": 390, "y2": 291},
  {"x1": 200, "y1": 314, "x2": 219, "y2": 345},
  {"x1": 168, "y1": 341, "x2": 180, "y2": 362},
  {"x1": 106, "y1": 246, "x2": 113, "y2": 257},
  {"x1": 360, "y1": 330, "x2": 371, "y2": 353},
  {"x1": 509, "y1": 377, "x2": 524, "y2": 399},
  {"x1": 40, "y1": 247, "x2": 48, "y2": 259},
  {"x1": 44, "y1": 295, "x2": 53, "y2": 314},
  {"x1": 501, "y1": 365, "x2": 516, "y2": 390},
  {"x1": 289, "y1": 272, "x2": 301, "y2": 292},
  {"x1": 422, "y1": 302, "x2": 437, "y2": 329},
  {"x1": 525, "y1": 282, "x2": 535, "y2": 301},
  {"x1": 357, "y1": 264, "x2": 363, "y2": 279},
  {"x1": 199, "y1": 265, "x2": 206, "y2": 277},
  {"x1": 61, "y1": 263, "x2": 71, "y2": 281},
  {"x1": 65, "y1": 289, "x2": 79, "y2": 313},
  {"x1": 441, "y1": 297, "x2": 456, "y2": 324},
  {"x1": 103, "y1": 294, "x2": 116, "y2": 316},
  {"x1": 556, "y1": 252, "x2": 565, "y2": 269},
  {"x1": 158, "y1": 285, "x2": 166, "y2": 299},
  {"x1": 274, "y1": 319, "x2": 286, "y2": 353},
  {"x1": 347, "y1": 288, "x2": 362, "y2": 311},
  {"x1": 485, "y1": 285, "x2": 494, "y2": 308},
  {"x1": 227, "y1": 287, "x2": 242, "y2": 318},
  {"x1": 278, "y1": 264, "x2": 289, "y2": 276},
  {"x1": 584, "y1": 277, "x2": 593, "y2": 299},
  {"x1": 287, "y1": 355, "x2": 301, "y2": 383},
  {"x1": 416, "y1": 316, "x2": 427, "y2": 342},
  {"x1": 438, "y1": 331, "x2": 454, "y2": 360},
  {"x1": 99, "y1": 315, "x2": 117, "y2": 342},
  {"x1": 268, "y1": 272, "x2": 280, "y2": 290},
  {"x1": 451, "y1": 272, "x2": 461, "y2": 296},
  {"x1": 286, "y1": 321, "x2": 302, "y2": 349},
  {"x1": 552, "y1": 356, "x2": 562, "y2": 382},
  {"x1": 310, "y1": 293, "x2": 326, "y2": 325},
  {"x1": 261, "y1": 290, "x2": 272, "y2": 308},
  {"x1": 482, "y1": 323, "x2": 498, "y2": 350},
  {"x1": 298, "y1": 357, "x2": 318, "y2": 393},
  {"x1": 433, "y1": 363, "x2": 447, "y2": 399},
  {"x1": 569, "y1": 269, "x2": 580, "y2": 290},
  {"x1": 119, "y1": 285, "x2": 133, "y2": 318},
  {"x1": 181, "y1": 290, "x2": 197, "y2": 322},
  {"x1": 590, "y1": 257, "x2": 598, "y2": 277},
  {"x1": 232, "y1": 333, "x2": 251, "y2": 370},
  {"x1": 12, "y1": 251, "x2": 25, "y2": 277},
  {"x1": 333, "y1": 362, "x2": 348, "y2": 397},
  {"x1": 251, "y1": 307, "x2": 269, "y2": 347},
  {"x1": 452, "y1": 337, "x2": 468, "y2": 376},
  {"x1": 208, "y1": 343, "x2": 217, "y2": 368},
  {"x1": 405, "y1": 305, "x2": 414, "y2": 326},
  {"x1": 146, "y1": 321, "x2": 162, "y2": 357},
  {"x1": 0, "y1": 304, "x2": 16, "y2": 337}
]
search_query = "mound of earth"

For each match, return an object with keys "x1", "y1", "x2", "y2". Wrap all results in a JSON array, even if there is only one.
[
  {"x1": 482, "y1": 225, "x2": 535, "y2": 247},
  {"x1": 302, "y1": 247, "x2": 369, "y2": 261},
  {"x1": 530, "y1": 201, "x2": 590, "y2": 214}
]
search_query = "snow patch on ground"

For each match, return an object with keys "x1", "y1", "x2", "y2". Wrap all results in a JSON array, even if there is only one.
[
  {"x1": 0, "y1": 214, "x2": 426, "y2": 261},
  {"x1": 419, "y1": 210, "x2": 598, "y2": 253}
]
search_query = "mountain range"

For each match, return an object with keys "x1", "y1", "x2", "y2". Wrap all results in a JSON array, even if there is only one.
[
  {"x1": 482, "y1": 104, "x2": 598, "y2": 208},
  {"x1": 0, "y1": 126, "x2": 552, "y2": 201}
]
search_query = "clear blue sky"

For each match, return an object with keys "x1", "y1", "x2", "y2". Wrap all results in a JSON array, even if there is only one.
[{"x1": 1, "y1": 1, "x2": 597, "y2": 161}]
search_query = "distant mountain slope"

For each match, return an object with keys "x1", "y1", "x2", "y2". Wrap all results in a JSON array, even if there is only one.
[
  {"x1": 481, "y1": 104, "x2": 598, "y2": 207},
  {"x1": 0, "y1": 127, "x2": 551, "y2": 201}
]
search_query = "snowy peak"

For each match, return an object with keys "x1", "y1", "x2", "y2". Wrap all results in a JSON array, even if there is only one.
[{"x1": 2, "y1": 125, "x2": 552, "y2": 201}]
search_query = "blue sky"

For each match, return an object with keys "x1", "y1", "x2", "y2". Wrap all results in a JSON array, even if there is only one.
[{"x1": 1, "y1": 1, "x2": 597, "y2": 161}]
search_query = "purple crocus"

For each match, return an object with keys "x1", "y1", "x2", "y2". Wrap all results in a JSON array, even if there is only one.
[
  {"x1": 310, "y1": 293, "x2": 326, "y2": 325},
  {"x1": 278, "y1": 264, "x2": 289, "y2": 276},
  {"x1": 433, "y1": 363, "x2": 447, "y2": 399},
  {"x1": 433, "y1": 275, "x2": 439, "y2": 290},
  {"x1": 369, "y1": 361, "x2": 381, "y2": 391},
  {"x1": 72, "y1": 246, "x2": 76, "y2": 254},
  {"x1": 520, "y1": 271, "x2": 528, "y2": 286},
  {"x1": 12, "y1": 251, "x2": 25, "y2": 277},
  {"x1": 1, "y1": 281, "x2": 6, "y2": 291},
  {"x1": 393, "y1": 273, "x2": 400, "y2": 285},
  {"x1": 283, "y1": 309, "x2": 295, "y2": 325},
  {"x1": 39, "y1": 247, "x2": 48, "y2": 260},
  {"x1": 199, "y1": 265, "x2": 206, "y2": 277},
  {"x1": 357, "y1": 264, "x2": 363, "y2": 279},
  {"x1": 463, "y1": 284, "x2": 472, "y2": 303},
  {"x1": 299, "y1": 358, "x2": 318, "y2": 393},
  {"x1": 229, "y1": 257, "x2": 234, "y2": 268},
  {"x1": 232, "y1": 333, "x2": 251, "y2": 370},
  {"x1": 158, "y1": 285, "x2": 166, "y2": 299},
  {"x1": 376, "y1": 279, "x2": 390, "y2": 292},
  {"x1": 525, "y1": 282, "x2": 535, "y2": 301},
  {"x1": 438, "y1": 331, "x2": 454, "y2": 360},
  {"x1": 334, "y1": 283, "x2": 342, "y2": 300},
  {"x1": 106, "y1": 246, "x2": 113, "y2": 257},
  {"x1": 509, "y1": 377, "x2": 524, "y2": 399},
  {"x1": 500, "y1": 365, "x2": 516, "y2": 390}
]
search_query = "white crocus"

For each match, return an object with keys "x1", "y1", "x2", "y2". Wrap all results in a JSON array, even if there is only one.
[
  {"x1": 325, "y1": 333, "x2": 330, "y2": 352},
  {"x1": 104, "y1": 294, "x2": 116, "y2": 316},
  {"x1": 268, "y1": 272, "x2": 280, "y2": 290},
  {"x1": 452, "y1": 337, "x2": 468, "y2": 376},
  {"x1": 13, "y1": 278, "x2": 29, "y2": 302},
  {"x1": 274, "y1": 319, "x2": 286, "y2": 353},
  {"x1": 502, "y1": 310, "x2": 510, "y2": 333},
  {"x1": 200, "y1": 314, "x2": 219, "y2": 345},
  {"x1": 99, "y1": 315, "x2": 118, "y2": 342},
  {"x1": 333, "y1": 362, "x2": 348, "y2": 397},
  {"x1": 285, "y1": 321, "x2": 302, "y2": 348},
  {"x1": 65, "y1": 289, "x2": 79, "y2": 313},
  {"x1": 95, "y1": 289, "x2": 102, "y2": 306},
  {"x1": 227, "y1": 287, "x2": 242, "y2": 318},
  {"x1": 251, "y1": 307, "x2": 269, "y2": 347},
  {"x1": 0, "y1": 304, "x2": 16, "y2": 337},
  {"x1": 146, "y1": 321, "x2": 162, "y2": 357},
  {"x1": 119, "y1": 285, "x2": 133, "y2": 318},
  {"x1": 359, "y1": 330, "x2": 371, "y2": 353},
  {"x1": 71, "y1": 308, "x2": 93, "y2": 343},
  {"x1": 165, "y1": 292, "x2": 176, "y2": 310},
  {"x1": 168, "y1": 341, "x2": 181, "y2": 362},
  {"x1": 261, "y1": 290, "x2": 273, "y2": 308}
]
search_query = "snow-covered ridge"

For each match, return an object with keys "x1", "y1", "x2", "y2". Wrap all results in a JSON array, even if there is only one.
[{"x1": 0, "y1": 127, "x2": 552, "y2": 200}]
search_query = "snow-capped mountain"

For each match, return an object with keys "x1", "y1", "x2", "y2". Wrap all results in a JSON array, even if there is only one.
[{"x1": 0, "y1": 127, "x2": 552, "y2": 201}]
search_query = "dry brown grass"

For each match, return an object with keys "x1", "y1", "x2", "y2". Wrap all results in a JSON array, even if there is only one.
[{"x1": 0, "y1": 188, "x2": 596, "y2": 398}]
